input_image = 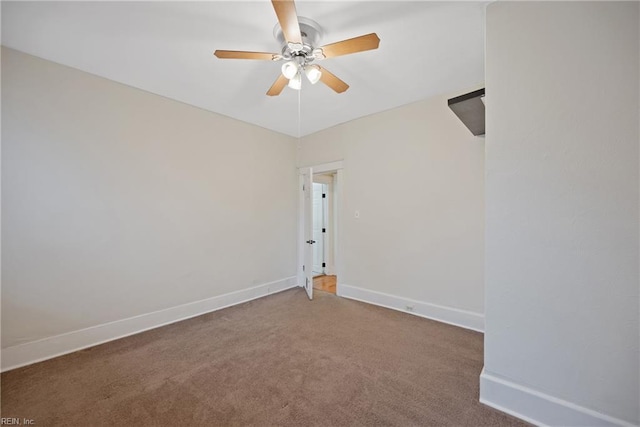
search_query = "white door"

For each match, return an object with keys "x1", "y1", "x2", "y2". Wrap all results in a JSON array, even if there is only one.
[
  {"x1": 312, "y1": 183, "x2": 325, "y2": 275},
  {"x1": 301, "y1": 167, "x2": 314, "y2": 300}
]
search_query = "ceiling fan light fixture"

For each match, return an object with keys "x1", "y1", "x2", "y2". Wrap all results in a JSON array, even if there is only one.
[
  {"x1": 281, "y1": 60, "x2": 299, "y2": 79},
  {"x1": 288, "y1": 73, "x2": 302, "y2": 90},
  {"x1": 214, "y1": 0, "x2": 380, "y2": 96},
  {"x1": 305, "y1": 65, "x2": 322, "y2": 84}
]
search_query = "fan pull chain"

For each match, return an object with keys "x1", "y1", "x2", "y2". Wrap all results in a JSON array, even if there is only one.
[{"x1": 297, "y1": 72, "x2": 302, "y2": 139}]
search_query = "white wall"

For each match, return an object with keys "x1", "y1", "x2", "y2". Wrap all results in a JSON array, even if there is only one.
[
  {"x1": 2, "y1": 48, "x2": 298, "y2": 351},
  {"x1": 298, "y1": 89, "x2": 486, "y2": 330},
  {"x1": 483, "y1": 2, "x2": 639, "y2": 425}
]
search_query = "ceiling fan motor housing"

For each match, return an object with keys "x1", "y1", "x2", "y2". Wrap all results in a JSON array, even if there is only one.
[{"x1": 273, "y1": 17, "x2": 323, "y2": 61}]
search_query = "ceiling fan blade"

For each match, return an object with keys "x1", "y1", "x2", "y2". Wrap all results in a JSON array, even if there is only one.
[
  {"x1": 315, "y1": 33, "x2": 380, "y2": 59},
  {"x1": 267, "y1": 74, "x2": 289, "y2": 96},
  {"x1": 271, "y1": 0, "x2": 302, "y2": 45},
  {"x1": 214, "y1": 50, "x2": 280, "y2": 61},
  {"x1": 318, "y1": 66, "x2": 349, "y2": 94}
]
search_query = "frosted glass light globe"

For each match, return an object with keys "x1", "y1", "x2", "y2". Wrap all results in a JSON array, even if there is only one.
[
  {"x1": 305, "y1": 65, "x2": 322, "y2": 84},
  {"x1": 288, "y1": 73, "x2": 302, "y2": 90},
  {"x1": 281, "y1": 61, "x2": 299, "y2": 79}
]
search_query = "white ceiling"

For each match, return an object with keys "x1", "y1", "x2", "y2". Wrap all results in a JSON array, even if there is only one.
[{"x1": 2, "y1": 1, "x2": 487, "y2": 137}]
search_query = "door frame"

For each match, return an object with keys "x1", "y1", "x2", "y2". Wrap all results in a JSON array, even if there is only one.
[{"x1": 297, "y1": 160, "x2": 343, "y2": 295}]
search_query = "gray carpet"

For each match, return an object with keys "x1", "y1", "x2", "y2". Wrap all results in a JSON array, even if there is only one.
[{"x1": 1, "y1": 288, "x2": 527, "y2": 426}]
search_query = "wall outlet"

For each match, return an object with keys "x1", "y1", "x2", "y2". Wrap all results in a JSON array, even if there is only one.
[{"x1": 405, "y1": 305, "x2": 415, "y2": 312}]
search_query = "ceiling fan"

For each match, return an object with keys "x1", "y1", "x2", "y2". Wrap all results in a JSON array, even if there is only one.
[{"x1": 214, "y1": 0, "x2": 380, "y2": 96}]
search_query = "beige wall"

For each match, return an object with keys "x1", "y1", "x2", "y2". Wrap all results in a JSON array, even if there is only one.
[
  {"x1": 298, "y1": 89, "x2": 486, "y2": 315},
  {"x1": 483, "y1": 2, "x2": 639, "y2": 424},
  {"x1": 1, "y1": 47, "x2": 298, "y2": 348}
]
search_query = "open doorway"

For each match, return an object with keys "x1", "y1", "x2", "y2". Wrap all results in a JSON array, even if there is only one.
[
  {"x1": 312, "y1": 173, "x2": 337, "y2": 294},
  {"x1": 298, "y1": 161, "x2": 342, "y2": 299}
]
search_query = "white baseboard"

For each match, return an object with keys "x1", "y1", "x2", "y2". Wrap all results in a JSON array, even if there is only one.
[
  {"x1": 480, "y1": 368, "x2": 638, "y2": 427},
  {"x1": 1, "y1": 277, "x2": 298, "y2": 372},
  {"x1": 337, "y1": 284, "x2": 484, "y2": 332}
]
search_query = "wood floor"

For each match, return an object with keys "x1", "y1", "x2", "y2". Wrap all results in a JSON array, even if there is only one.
[{"x1": 313, "y1": 275, "x2": 336, "y2": 294}]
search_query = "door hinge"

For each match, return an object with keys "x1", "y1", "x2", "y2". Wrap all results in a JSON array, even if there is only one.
[
  {"x1": 302, "y1": 265, "x2": 305, "y2": 271},
  {"x1": 322, "y1": 193, "x2": 326, "y2": 198},
  {"x1": 303, "y1": 184, "x2": 305, "y2": 191},
  {"x1": 322, "y1": 262, "x2": 326, "y2": 268},
  {"x1": 322, "y1": 228, "x2": 326, "y2": 233}
]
